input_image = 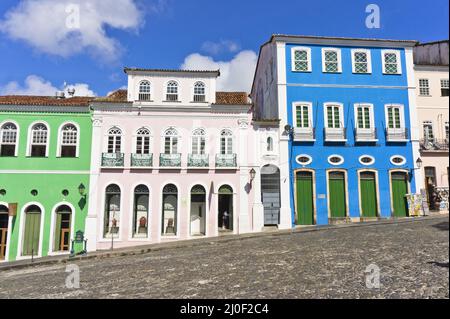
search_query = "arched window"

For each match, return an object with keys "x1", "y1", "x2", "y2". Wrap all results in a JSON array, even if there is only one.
[
  {"x1": 30, "y1": 123, "x2": 49, "y2": 157},
  {"x1": 164, "y1": 128, "x2": 179, "y2": 154},
  {"x1": 192, "y1": 128, "x2": 206, "y2": 155},
  {"x1": 162, "y1": 184, "x2": 178, "y2": 236},
  {"x1": 220, "y1": 129, "x2": 233, "y2": 155},
  {"x1": 54, "y1": 205, "x2": 72, "y2": 252},
  {"x1": 193, "y1": 82, "x2": 206, "y2": 102},
  {"x1": 138, "y1": 81, "x2": 151, "y2": 101},
  {"x1": 0, "y1": 122, "x2": 18, "y2": 157},
  {"x1": 136, "y1": 128, "x2": 151, "y2": 155},
  {"x1": 133, "y1": 185, "x2": 150, "y2": 238},
  {"x1": 267, "y1": 137, "x2": 274, "y2": 152},
  {"x1": 22, "y1": 205, "x2": 42, "y2": 256},
  {"x1": 107, "y1": 127, "x2": 122, "y2": 153},
  {"x1": 104, "y1": 184, "x2": 121, "y2": 238},
  {"x1": 59, "y1": 124, "x2": 78, "y2": 158},
  {"x1": 166, "y1": 81, "x2": 179, "y2": 101},
  {"x1": 218, "y1": 185, "x2": 233, "y2": 231}
]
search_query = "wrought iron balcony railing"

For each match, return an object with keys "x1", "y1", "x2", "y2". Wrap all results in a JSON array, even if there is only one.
[
  {"x1": 293, "y1": 127, "x2": 315, "y2": 142},
  {"x1": 420, "y1": 139, "x2": 449, "y2": 152},
  {"x1": 188, "y1": 154, "x2": 209, "y2": 168},
  {"x1": 131, "y1": 153, "x2": 153, "y2": 168},
  {"x1": 324, "y1": 127, "x2": 347, "y2": 142},
  {"x1": 216, "y1": 154, "x2": 237, "y2": 168},
  {"x1": 102, "y1": 153, "x2": 124, "y2": 167},
  {"x1": 159, "y1": 153, "x2": 182, "y2": 167},
  {"x1": 386, "y1": 128, "x2": 409, "y2": 142},
  {"x1": 354, "y1": 128, "x2": 378, "y2": 142}
]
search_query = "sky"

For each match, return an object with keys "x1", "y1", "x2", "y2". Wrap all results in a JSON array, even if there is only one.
[{"x1": 0, "y1": 0, "x2": 448, "y2": 97}]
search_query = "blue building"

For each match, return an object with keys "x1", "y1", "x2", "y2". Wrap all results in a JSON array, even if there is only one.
[{"x1": 251, "y1": 35, "x2": 422, "y2": 227}]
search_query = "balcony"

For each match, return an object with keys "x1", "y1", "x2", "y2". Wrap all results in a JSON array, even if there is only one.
[
  {"x1": 102, "y1": 153, "x2": 124, "y2": 168},
  {"x1": 420, "y1": 139, "x2": 449, "y2": 152},
  {"x1": 386, "y1": 128, "x2": 409, "y2": 142},
  {"x1": 188, "y1": 154, "x2": 209, "y2": 168},
  {"x1": 159, "y1": 153, "x2": 181, "y2": 167},
  {"x1": 131, "y1": 153, "x2": 153, "y2": 168},
  {"x1": 216, "y1": 154, "x2": 237, "y2": 168},
  {"x1": 324, "y1": 127, "x2": 347, "y2": 142},
  {"x1": 354, "y1": 128, "x2": 378, "y2": 143},
  {"x1": 293, "y1": 127, "x2": 315, "y2": 142}
]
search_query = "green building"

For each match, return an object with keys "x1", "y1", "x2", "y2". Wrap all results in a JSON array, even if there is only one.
[{"x1": 0, "y1": 95, "x2": 93, "y2": 262}]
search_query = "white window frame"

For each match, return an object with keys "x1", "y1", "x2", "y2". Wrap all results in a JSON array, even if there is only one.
[
  {"x1": 296, "y1": 154, "x2": 313, "y2": 166},
  {"x1": 384, "y1": 104, "x2": 405, "y2": 129},
  {"x1": 106, "y1": 127, "x2": 123, "y2": 154},
  {"x1": 359, "y1": 155, "x2": 376, "y2": 166},
  {"x1": 441, "y1": 79, "x2": 449, "y2": 96},
  {"x1": 381, "y1": 50, "x2": 402, "y2": 75},
  {"x1": 291, "y1": 47, "x2": 312, "y2": 72},
  {"x1": 27, "y1": 121, "x2": 50, "y2": 157},
  {"x1": 56, "y1": 122, "x2": 80, "y2": 158},
  {"x1": 328, "y1": 155, "x2": 345, "y2": 166},
  {"x1": 422, "y1": 121, "x2": 435, "y2": 141},
  {"x1": 354, "y1": 103, "x2": 375, "y2": 130},
  {"x1": 321, "y1": 48, "x2": 342, "y2": 73},
  {"x1": 292, "y1": 102, "x2": 313, "y2": 128},
  {"x1": 323, "y1": 102, "x2": 345, "y2": 129},
  {"x1": 193, "y1": 81, "x2": 207, "y2": 102},
  {"x1": 445, "y1": 121, "x2": 449, "y2": 141},
  {"x1": 191, "y1": 128, "x2": 207, "y2": 155},
  {"x1": 219, "y1": 129, "x2": 234, "y2": 155},
  {"x1": 390, "y1": 155, "x2": 407, "y2": 166},
  {"x1": 162, "y1": 127, "x2": 180, "y2": 155},
  {"x1": 165, "y1": 80, "x2": 180, "y2": 102},
  {"x1": 418, "y1": 79, "x2": 431, "y2": 96},
  {"x1": 351, "y1": 49, "x2": 372, "y2": 74},
  {"x1": 133, "y1": 127, "x2": 152, "y2": 155},
  {"x1": 0, "y1": 120, "x2": 20, "y2": 157},
  {"x1": 138, "y1": 80, "x2": 152, "y2": 101}
]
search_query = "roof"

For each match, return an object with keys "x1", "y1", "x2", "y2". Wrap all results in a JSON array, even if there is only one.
[
  {"x1": 124, "y1": 68, "x2": 220, "y2": 77},
  {"x1": 0, "y1": 95, "x2": 94, "y2": 106},
  {"x1": 95, "y1": 89, "x2": 251, "y2": 105},
  {"x1": 214, "y1": 92, "x2": 250, "y2": 105},
  {"x1": 271, "y1": 34, "x2": 418, "y2": 46}
]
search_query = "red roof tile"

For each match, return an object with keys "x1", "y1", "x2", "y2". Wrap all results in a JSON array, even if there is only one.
[
  {"x1": 0, "y1": 95, "x2": 94, "y2": 106},
  {"x1": 214, "y1": 92, "x2": 250, "y2": 105}
]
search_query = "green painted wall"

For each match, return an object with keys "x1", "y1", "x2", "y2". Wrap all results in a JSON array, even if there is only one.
[{"x1": 0, "y1": 110, "x2": 92, "y2": 261}]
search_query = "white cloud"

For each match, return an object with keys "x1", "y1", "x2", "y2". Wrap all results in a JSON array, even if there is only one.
[
  {"x1": 201, "y1": 40, "x2": 240, "y2": 56},
  {"x1": 181, "y1": 50, "x2": 258, "y2": 92},
  {"x1": 0, "y1": 75, "x2": 96, "y2": 97},
  {"x1": 0, "y1": 0, "x2": 144, "y2": 61}
]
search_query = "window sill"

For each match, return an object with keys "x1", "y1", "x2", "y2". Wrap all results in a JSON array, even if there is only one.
[
  {"x1": 190, "y1": 101, "x2": 209, "y2": 104},
  {"x1": 383, "y1": 73, "x2": 402, "y2": 76},
  {"x1": 163, "y1": 100, "x2": 182, "y2": 103},
  {"x1": 323, "y1": 71, "x2": 342, "y2": 74},
  {"x1": 291, "y1": 70, "x2": 312, "y2": 73},
  {"x1": 136, "y1": 100, "x2": 154, "y2": 103},
  {"x1": 352, "y1": 72, "x2": 372, "y2": 75}
]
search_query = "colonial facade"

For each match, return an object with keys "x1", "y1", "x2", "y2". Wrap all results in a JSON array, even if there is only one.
[
  {"x1": 414, "y1": 41, "x2": 449, "y2": 211},
  {"x1": 84, "y1": 68, "x2": 272, "y2": 252},
  {"x1": 251, "y1": 35, "x2": 422, "y2": 226},
  {"x1": 0, "y1": 95, "x2": 92, "y2": 262}
]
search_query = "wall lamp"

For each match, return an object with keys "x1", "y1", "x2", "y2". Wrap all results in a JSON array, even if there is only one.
[{"x1": 250, "y1": 168, "x2": 256, "y2": 184}]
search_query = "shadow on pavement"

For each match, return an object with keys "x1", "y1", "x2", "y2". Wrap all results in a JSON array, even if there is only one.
[
  {"x1": 428, "y1": 261, "x2": 449, "y2": 268},
  {"x1": 432, "y1": 221, "x2": 449, "y2": 231}
]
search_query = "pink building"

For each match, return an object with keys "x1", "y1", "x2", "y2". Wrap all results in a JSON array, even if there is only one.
[{"x1": 85, "y1": 69, "x2": 270, "y2": 251}]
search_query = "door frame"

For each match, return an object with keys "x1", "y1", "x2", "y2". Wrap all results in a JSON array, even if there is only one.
[
  {"x1": 0, "y1": 202, "x2": 11, "y2": 262},
  {"x1": 16, "y1": 202, "x2": 45, "y2": 260},
  {"x1": 261, "y1": 164, "x2": 281, "y2": 226},
  {"x1": 48, "y1": 202, "x2": 76, "y2": 256},
  {"x1": 326, "y1": 169, "x2": 350, "y2": 219},
  {"x1": 293, "y1": 168, "x2": 317, "y2": 225},
  {"x1": 357, "y1": 169, "x2": 381, "y2": 218},
  {"x1": 188, "y1": 182, "x2": 209, "y2": 238},
  {"x1": 388, "y1": 169, "x2": 411, "y2": 217},
  {"x1": 159, "y1": 181, "x2": 181, "y2": 241},
  {"x1": 216, "y1": 183, "x2": 236, "y2": 235}
]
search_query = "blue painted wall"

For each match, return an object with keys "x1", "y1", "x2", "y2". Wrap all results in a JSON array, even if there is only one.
[{"x1": 284, "y1": 44, "x2": 416, "y2": 226}]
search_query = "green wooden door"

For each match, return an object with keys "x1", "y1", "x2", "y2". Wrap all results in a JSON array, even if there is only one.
[
  {"x1": 360, "y1": 172, "x2": 378, "y2": 217},
  {"x1": 329, "y1": 172, "x2": 347, "y2": 218},
  {"x1": 391, "y1": 172, "x2": 409, "y2": 217},
  {"x1": 296, "y1": 172, "x2": 314, "y2": 225},
  {"x1": 23, "y1": 208, "x2": 42, "y2": 256}
]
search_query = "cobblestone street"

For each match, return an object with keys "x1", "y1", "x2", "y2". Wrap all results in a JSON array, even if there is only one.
[{"x1": 0, "y1": 217, "x2": 448, "y2": 299}]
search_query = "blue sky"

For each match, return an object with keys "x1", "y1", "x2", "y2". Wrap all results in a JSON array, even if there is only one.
[{"x1": 0, "y1": 0, "x2": 448, "y2": 96}]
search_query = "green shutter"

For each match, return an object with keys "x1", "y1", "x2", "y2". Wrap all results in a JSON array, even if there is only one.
[
  {"x1": 388, "y1": 108, "x2": 394, "y2": 129},
  {"x1": 296, "y1": 106, "x2": 302, "y2": 128},
  {"x1": 327, "y1": 107, "x2": 333, "y2": 128},
  {"x1": 364, "y1": 108, "x2": 371, "y2": 128},
  {"x1": 296, "y1": 172, "x2": 314, "y2": 225},
  {"x1": 392, "y1": 173, "x2": 409, "y2": 217},
  {"x1": 360, "y1": 173, "x2": 378, "y2": 217},
  {"x1": 329, "y1": 172, "x2": 347, "y2": 218},
  {"x1": 303, "y1": 106, "x2": 309, "y2": 128},
  {"x1": 54, "y1": 213, "x2": 62, "y2": 251},
  {"x1": 334, "y1": 107, "x2": 340, "y2": 128},
  {"x1": 23, "y1": 212, "x2": 41, "y2": 256},
  {"x1": 357, "y1": 108, "x2": 364, "y2": 128},
  {"x1": 394, "y1": 108, "x2": 401, "y2": 128}
]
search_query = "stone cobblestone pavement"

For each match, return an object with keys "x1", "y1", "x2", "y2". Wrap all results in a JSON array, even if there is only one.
[{"x1": 0, "y1": 217, "x2": 448, "y2": 299}]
